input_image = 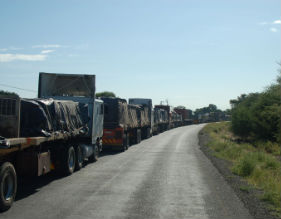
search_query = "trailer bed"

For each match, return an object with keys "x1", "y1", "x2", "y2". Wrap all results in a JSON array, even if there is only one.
[{"x1": 0, "y1": 129, "x2": 82, "y2": 156}]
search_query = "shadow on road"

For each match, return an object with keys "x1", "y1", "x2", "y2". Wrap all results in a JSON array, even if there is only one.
[
  {"x1": 16, "y1": 173, "x2": 62, "y2": 201},
  {"x1": 15, "y1": 149, "x2": 123, "y2": 202}
]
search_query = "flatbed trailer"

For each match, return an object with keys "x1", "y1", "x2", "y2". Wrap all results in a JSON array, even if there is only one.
[
  {"x1": 0, "y1": 73, "x2": 104, "y2": 211},
  {"x1": 0, "y1": 128, "x2": 82, "y2": 156}
]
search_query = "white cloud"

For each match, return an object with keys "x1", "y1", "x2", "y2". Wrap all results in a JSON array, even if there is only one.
[
  {"x1": 0, "y1": 47, "x2": 23, "y2": 51},
  {"x1": 0, "y1": 53, "x2": 46, "y2": 62},
  {"x1": 9, "y1": 47, "x2": 23, "y2": 50},
  {"x1": 32, "y1": 44, "x2": 62, "y2": 48},
  {"x1": 41, "y1": 50, "x2": 55, "y2": 54},
  {"x1": 270, "y1": 28, "x2": 278, "y2": 32},
  {"x1": 273, "y1": 20, "x2": 281, "y2": 24}
]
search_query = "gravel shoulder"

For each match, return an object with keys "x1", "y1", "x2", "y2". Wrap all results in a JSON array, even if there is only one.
[{"x1": 198, "y1": 129, "x2": 280, "y2": 219}]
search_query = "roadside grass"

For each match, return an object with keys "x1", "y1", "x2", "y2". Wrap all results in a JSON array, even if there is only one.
[{"x1": 203, "y1": 122, "x2": 281, "y2": 216}]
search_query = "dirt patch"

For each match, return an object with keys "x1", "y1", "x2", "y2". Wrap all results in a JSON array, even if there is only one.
[{"x1": 198, "y1": 130, "x2": 280, "y2": 219}]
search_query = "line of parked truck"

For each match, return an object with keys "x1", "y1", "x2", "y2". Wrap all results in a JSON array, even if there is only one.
[{"x1": 0, "y1": 72, "x2": 192, "y2": 211}]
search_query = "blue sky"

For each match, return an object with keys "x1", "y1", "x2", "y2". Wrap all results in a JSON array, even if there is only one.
[{"x1": 0, "y1": 0, "x2": 280, "y2": 110}]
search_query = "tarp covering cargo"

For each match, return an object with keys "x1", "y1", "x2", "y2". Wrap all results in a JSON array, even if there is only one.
[
  {"x1": 140, "y1": 106, "x2": 150, "y2": 127},
  {"x1": 20, "y1": 98, "x2": 89, "y2": 137},
  {"x1": 102, "y1": 98, "x2": 129, "y2": 129},
  {"x1": 128, "y1": 104, "x2": 140, "y2": 128},
  {"x1": 102, "y1": 98, "x2": 152, "y2": 129}
]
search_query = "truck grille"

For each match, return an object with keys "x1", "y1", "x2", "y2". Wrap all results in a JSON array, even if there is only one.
[{"x1": 0, "y1": 98, "x2": 16, "y2": 116}]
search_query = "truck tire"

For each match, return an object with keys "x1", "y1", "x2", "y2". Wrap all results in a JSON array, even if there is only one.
[
  {"x1": 126, "y1": 134, "x2": 129, "y2": 150},
  {"x1": 75, "y1": 146, "x2": 83, "y2": 171},
  {"x1": 98, "y1": 139, "x2": 103, "y2": 153},
  {"x1": 147, "y1": 128, "x2": 151, "y2": 138},
  {"x1": 137, "y1": 130, "x2": 141, "y2": 144},
  {"x1": 0, "y1": 162, "x2": 17, "y2": 212},
  {"x1": 122, "y1": 134, "x2": 129, "y2": 151},
  {"x1": 62, "y1": 146, "x2": 76, "y2": 175},
  {"x1": 88, "y1": 144, "x2": 99, "y2": 162}
]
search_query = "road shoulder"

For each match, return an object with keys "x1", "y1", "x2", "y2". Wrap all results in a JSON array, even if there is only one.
[{"x1": 198, "y1": 129, "x2": 280, "y2": 219}]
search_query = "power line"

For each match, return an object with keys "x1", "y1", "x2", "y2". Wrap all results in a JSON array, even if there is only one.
[{"x1": 0, "y1": 83, "x2": 37, "y2": 93}]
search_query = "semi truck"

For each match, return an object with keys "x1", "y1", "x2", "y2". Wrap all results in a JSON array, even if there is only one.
[
  {"x1": 0, "y1": 72, "x2": 104, "y2": 211},
  {"x1": 171, "y1": 110, "x2": 183, "y2": 128},
  {"x1": 128, "y1": 98, "x2": 152, "y2": 139},
  {"x1": 153, "y1": 108, "x2": 169, "y2": 134},
  {"x1": 101, "y1": 97, "x2": 141, "y2": 151},
  {"x1": 154, "y1": 104, "x2": 171, "y2": 131},
  {"x1": 174, "y1": 107, "x2": 193, "y2": 125}
]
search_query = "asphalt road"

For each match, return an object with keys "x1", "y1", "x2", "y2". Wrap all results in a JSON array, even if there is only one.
[{"x1": 0, "y1": 124, "x2": 253, "y2": 219}]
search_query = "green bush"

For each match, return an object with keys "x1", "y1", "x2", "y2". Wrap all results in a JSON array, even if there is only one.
[
  {"x1": 261, "y1": 190, "x2": 281, "y2": 207},
  {"x1": 232, "y1": 154, "x2": 257, "y2": 177},
  {"x1": 255, "y1": 141, "x2": 281, "y2": 156},
  {"x1": 230, "y1": 72, "x2": 281, "y2": 143},
  {"x1": 265, "y1": 157, "x2": 280, "y2": 170},
  {"x1": 231, "y1": 104, "x2": 253, "y2": 138}
]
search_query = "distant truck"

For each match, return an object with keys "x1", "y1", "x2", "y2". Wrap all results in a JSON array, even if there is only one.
[
  {"x1": 101, "y1": 97, "x2": 141, "y2": 151},
  {"x1": 171, "y1": 110, "x2": 183, "y2": 128},
  {"x1": 153, "y1": 108, "x2": 169, "y2": 134},
  {"x1": 154, "y1": 105, "x2": 171, "y2": 131},
  {"x1": 0, "y1": 72, "x2": 104, "y2": 211},
  {"x1": 174, "y1": 107, "x2": 193, "y2": 125},
  {"x1": 128, "y1": 98, "x2": 152, "y2": 139}
]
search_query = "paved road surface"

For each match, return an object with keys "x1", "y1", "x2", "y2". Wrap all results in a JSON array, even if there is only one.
[{"x1": 0, "y1": 124, "x2": 253, "y2": 219}]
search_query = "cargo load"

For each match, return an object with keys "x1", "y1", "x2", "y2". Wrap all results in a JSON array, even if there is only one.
[
  {"x1": 128, "y1": 104, "x2": 140, "y2": 129},
  {"x1": 128, "y1": 98, "x2": 153, "y2": 139},
  {"x1": 140, "y1": 106, "x2": 150, "y2": 127},
  {"x1": 20, "y1": 98, "x2": 89, "y2": 137},
  {"x1": 103, "y1": 97, "x2": 129, "y2": 129},
  {"x1": 102, "y1": 98, "x2": 143, "y2": 150}
]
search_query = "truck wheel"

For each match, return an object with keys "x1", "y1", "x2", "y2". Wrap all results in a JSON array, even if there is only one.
[
  {"x1": 75, "y1": 146, "x2": 83, "y2": 171},
  {"x1": 137, "y1": 131, "x2": 141, "y2": 144},
  {"x1": 126, "y1": 134, "x2": 129, "y2": 150},
  {"x1": 62, "y1": 146, "x2": 76, "y2": 175},
  {"x1": 122, "y1": 134, "x2": 129, "y2": 151},
  {"x1": 0, "y1": 162, "x2": 17, "y2": 212},
  {"x1": 88, "y1": 144, "x2": 99, "y2": 162},
  {"x1": 98, "y1": 140, "x2": 103, "y2": 153},
  {"x1": 147, "y1": 128, "x2": 151, "y2": 138}
]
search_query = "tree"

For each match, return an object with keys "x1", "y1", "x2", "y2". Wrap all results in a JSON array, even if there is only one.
[
  {"x1": 96, "y1": 91, "x2": 116, "y2": 98},
  {"x1": 208, "y1": 104, "x2": 217, "y2": 112},
  {"x1": 175, "y1": 105, "x2": 186, "y2": 109},
  {"x1": 230, "y1": 94, "x2": 247, "y2": 109},
  {"x1": 0, "y1": 90, "x2": 19, "y2": 97}
]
